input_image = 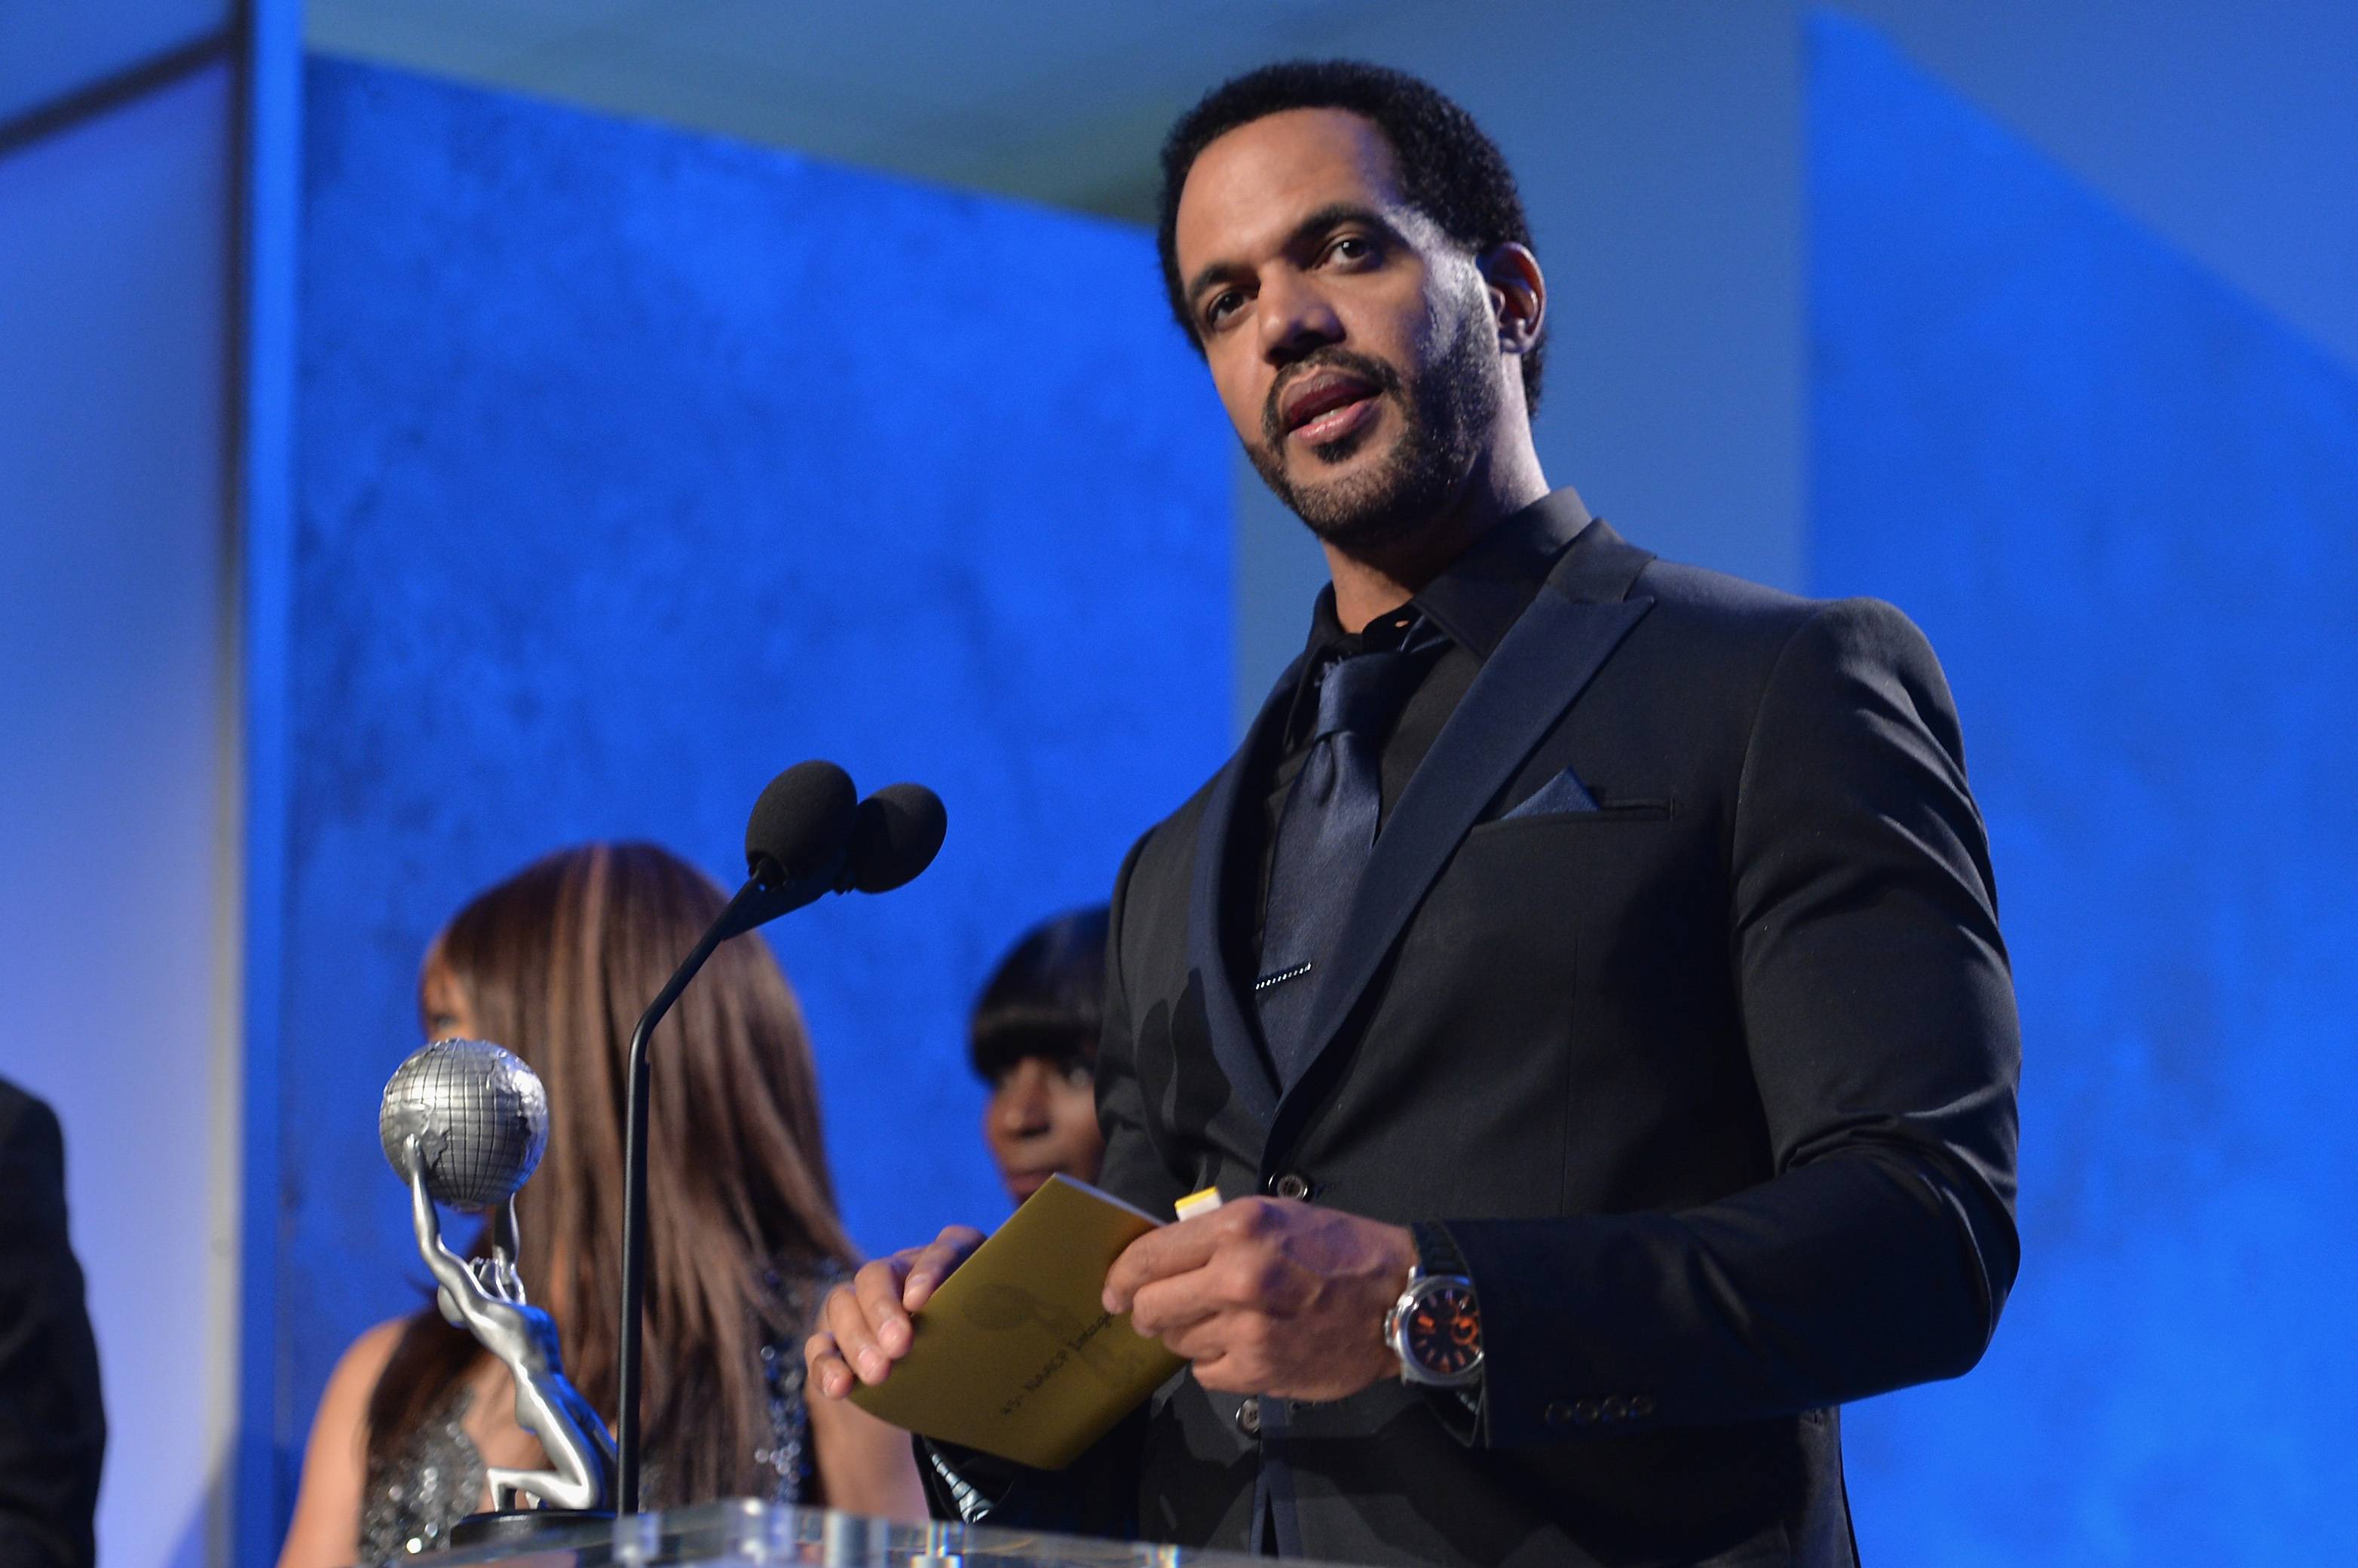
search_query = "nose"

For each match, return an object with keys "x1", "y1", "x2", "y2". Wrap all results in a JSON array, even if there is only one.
[
  {"x1": 995, "y1": 1068, "x2": 1052, "y2": 1138},
  {"x1": 1256, "y1": 268, "x2": 1343, "y2": 366}
]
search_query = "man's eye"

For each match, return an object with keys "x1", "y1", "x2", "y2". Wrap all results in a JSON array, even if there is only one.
[
  {"x1": 1203, "y1": 289, "x2": 1244, "y2": 328},
  {"x1": 1326, "y1": 234, "x2": 1374, "y2": 264}
]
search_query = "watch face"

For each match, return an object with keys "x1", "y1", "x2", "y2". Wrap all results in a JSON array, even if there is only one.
[{"x1": 1406, "y1": 1283, "x2": 1482, "y2": 1377}]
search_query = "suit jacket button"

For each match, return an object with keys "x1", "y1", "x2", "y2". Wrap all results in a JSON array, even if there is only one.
[
  {"x1": 1600, "y1": 1395, "x2": 1630, "y2": 1420},
  {"x1": 1236, "y1": 1397, "x2": 1262, "y2": 1438},
  {"x1": 1544, "y1": 1401, "x2": 1576, "y2": 1426},
  {"x1": 1573, "y1": 1398, "x2": 1601, "y2": 1424},
  {"x1": 1630, "y1": 1394, "x2": 1656, "y2": 1417},
  {"x1": 1269, "y1": 1172, "x2": 1312, "y2": 1201}
]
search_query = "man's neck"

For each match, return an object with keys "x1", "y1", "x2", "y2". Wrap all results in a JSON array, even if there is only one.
[{"x1": 1323, "y1": 446, "x2": 1550, "y2": 632}]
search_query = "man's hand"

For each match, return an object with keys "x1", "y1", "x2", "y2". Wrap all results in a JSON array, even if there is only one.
[
  {"x1": 805, "y1": 1225, "x2": 985, "y2": 1401},
  {"x1": 1102, "y1": 1198, "x2": 1416, "y2": 1400}
]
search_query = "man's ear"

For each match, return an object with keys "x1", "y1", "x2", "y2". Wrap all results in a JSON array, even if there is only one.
[{"x1": 1478, "y1": 243, "x2": 1545, "y2": 357}]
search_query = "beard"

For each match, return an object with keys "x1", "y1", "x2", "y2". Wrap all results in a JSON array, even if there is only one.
[{"x1": 1248, "y1": 303, "x2": 1501, "y2": 553}]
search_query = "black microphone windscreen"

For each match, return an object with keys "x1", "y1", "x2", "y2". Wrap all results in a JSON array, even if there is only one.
[
  {"x1": 745, "y1": 761, "x2": 858, "y2": 882},
  {"x1": 846, "y1": 782, "x2": 947, "y2": 893}
]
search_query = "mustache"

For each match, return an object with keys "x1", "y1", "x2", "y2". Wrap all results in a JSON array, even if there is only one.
[{"x1": 1261, "y1": 349, "x2": 1404, "y2": 449}]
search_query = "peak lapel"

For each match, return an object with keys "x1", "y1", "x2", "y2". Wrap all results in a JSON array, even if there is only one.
[{"x1": 1266, "y1": 524, "x2": 1657, "y2": 1156}]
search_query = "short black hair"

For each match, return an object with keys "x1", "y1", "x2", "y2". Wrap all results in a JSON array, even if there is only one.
[
  {"x1": 969, "y1": 905, "x2": 1111, "y2": 1083},
  {"x1": 1156, "y1": 59, "x2": 1544, "y2": 412}
]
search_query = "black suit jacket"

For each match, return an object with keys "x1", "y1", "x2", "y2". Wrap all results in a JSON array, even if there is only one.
[
  {"x1": 1041, "y1": 512, "x2": 2021, "y2": 1568},
  {"x1": 0, "y1": 1082, "x2": 104, "y2": 1568}
]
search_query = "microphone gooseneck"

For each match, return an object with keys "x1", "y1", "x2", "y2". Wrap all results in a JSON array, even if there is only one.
[{"x1": 614, "y1": 762, "x2": 944, "y2": 1514}]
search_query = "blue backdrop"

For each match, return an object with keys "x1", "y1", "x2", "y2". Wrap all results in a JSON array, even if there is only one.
[
  {"x1": 277, "y1": 56, "x2": 1232, "y2": 1494},
  {"x1": 1810, "y1": 15, "x2": 2358, "y2": 1561}
]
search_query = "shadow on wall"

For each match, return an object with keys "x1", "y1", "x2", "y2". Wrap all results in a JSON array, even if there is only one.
[{"x1": 1809, "y1": 13, "x2": 2358, "y2": 1562}]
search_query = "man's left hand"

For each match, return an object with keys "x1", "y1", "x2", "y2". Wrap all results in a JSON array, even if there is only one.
[{"x1": 1101, "y1": 1197, "x2": 1416, "y2": 1400}]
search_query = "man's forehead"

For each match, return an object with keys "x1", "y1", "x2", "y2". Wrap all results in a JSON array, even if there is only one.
[{"x1": 1174, "y1": 108, "x2": 1410, "y2": 268}]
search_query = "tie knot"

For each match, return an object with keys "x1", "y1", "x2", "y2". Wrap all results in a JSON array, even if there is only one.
[{"x1": 1313, "y1": 646, "x2": 1422, "y2": 743}]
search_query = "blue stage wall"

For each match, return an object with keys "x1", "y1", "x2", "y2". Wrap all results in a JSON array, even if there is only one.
[
  {"x1": 1810, "y1": 15, "x2": 2358, "y2": 1561},
  {"x1": 279, "y1": 55, "x2": 1230, "y2": 1486}
]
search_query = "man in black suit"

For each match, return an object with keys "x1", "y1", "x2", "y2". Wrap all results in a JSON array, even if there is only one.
[
  {"x1": 0, "y1": 1080, "x2": 105, "y2": 1568},
  {"x1": 811, "y1": 61, "x2": 2019, "y2": 1566}
]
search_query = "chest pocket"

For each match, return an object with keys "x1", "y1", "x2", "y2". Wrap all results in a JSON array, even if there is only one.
[{"x1": 1475, "y1": 793, "x2": 1677, "y2": 834}]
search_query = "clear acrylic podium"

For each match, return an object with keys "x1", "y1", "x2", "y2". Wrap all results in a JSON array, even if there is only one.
[{"x1": 395, "y1": 1499, "x2": 1328, "y2": 1566}]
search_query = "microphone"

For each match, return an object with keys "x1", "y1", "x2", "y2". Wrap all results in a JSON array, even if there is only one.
[
  {"x1": 842, "y1": 781, "x2": 948, "y2": 893},
  {"x1": 746, "y1": 759, "x2": 859, "y2": 884},
  {"x1": 705, "y1": 761, "x2": 860, "y2": 942},
  {"x1": 614, "y1": 763, "x2": 945, "y2": 1512}
]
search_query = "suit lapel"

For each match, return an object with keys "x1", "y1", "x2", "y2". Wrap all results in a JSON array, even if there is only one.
[
  {"x1": 1268, "y1": 523, "x2": 1657, "y2": 1155},
  {"x1": 1184, "y1": 660, "x2": 1300, "y2": 1129}
]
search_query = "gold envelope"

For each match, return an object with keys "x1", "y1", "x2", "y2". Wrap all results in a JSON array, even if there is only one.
[{"x1": 850, "y1": 1174, "x2": 1185, "y2": 1469}]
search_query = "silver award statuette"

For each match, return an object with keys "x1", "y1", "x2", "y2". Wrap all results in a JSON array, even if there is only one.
[{"x1": 380, "y1": 1039, "x2": 617, "y2": 1526}]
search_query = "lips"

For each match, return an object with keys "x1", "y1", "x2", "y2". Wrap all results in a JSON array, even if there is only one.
[{"x1": 1279, "y1": 369, "x2": 1380, "y2": 436}]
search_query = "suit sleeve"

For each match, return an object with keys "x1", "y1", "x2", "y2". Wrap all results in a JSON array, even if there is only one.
[
  {"x1": 1447, "y1": 597, "x2": 2022, "y2": 1446},
  {"x1": 916, "y1": 830, "x2": 1163, "y2": 1532},
  {"x1": 1092, "y1": 831, "x2": 1190, "y2": 1220},
  {"x1": 0, "y1": 1089, "x2": 106, "y2": 1568}
]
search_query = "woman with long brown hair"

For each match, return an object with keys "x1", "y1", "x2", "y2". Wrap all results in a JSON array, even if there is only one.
[{"x1": 279, "y1": 843, "x2": 923, "y2": 1566}]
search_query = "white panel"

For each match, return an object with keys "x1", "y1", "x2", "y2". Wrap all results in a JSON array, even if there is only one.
[
  {"x1": 0, "y1": 0, "x2": 231, "y2": 125},
  {"x1": 300, "y1": 0, "x2": 1429, "y2": 205},
  {"x1": 0, "y1": 66, "x2": 234, "y2": 1568},
  {"x1": 1836, "y1": 0, "x2": 2358, "y2": 375}
]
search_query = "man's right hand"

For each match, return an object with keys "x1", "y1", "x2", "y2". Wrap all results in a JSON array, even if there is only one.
[{"x1": 806, "y1": 1225, "x2": 985, "y2": 1401}]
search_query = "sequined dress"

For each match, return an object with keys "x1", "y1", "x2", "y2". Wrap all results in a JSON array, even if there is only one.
[{"x1": 357, "y1": 1262, "x2": 840, "y2": 1563}]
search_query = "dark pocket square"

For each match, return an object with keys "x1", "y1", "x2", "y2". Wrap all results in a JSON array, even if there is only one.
[{"x1": 1501, "y1": 767, "x2": 1598, "y2": 820}]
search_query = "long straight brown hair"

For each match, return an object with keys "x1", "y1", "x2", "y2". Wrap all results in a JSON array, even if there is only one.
[{"x1": 366, "y1": 841, "x2": 856, "y2": 1504}]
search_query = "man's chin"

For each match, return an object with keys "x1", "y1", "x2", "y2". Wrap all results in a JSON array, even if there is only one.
[
  {"x1": 1284, "y1": 449, "x2": 1386, "y2": 508},
  {"x1": 1272, "y1": 464, "x2": 1433, "y2": 551},
  {"x1": 1259, "y1": 427, "x2": 1383, "y2": 502}
]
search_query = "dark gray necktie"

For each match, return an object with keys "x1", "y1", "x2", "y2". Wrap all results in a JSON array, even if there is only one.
[{"x1": 1254, "y1": 636, "x2": 1432, "y2": 1088}]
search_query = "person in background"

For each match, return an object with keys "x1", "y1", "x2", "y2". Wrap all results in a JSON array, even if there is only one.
[
  {"x1": 0, "y1": 1079, "x2": 104, "y2": 1568},
  {"x1": 969, "y1": 907, "x2": 1112, "y2": 1205},
  {"x1": 280, "y1": 843, "x2": 923, "y2": 1567}
]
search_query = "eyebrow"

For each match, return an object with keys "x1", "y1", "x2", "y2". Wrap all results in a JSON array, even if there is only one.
[{"x1": 1184, "y1": 201, "x2": 1398, "y2": 310}]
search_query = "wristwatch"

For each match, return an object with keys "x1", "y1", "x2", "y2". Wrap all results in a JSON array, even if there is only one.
[{"x1": 1383, "y1": 1223, "x2": 1484, "y2": 1387}]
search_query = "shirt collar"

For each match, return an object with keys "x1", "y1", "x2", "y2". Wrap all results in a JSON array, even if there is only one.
[
  {"x1": 1410, "y1": 485, "x2": 1594, "y2": 658},
  {"x1": 1295, "y1": 485, "x2": 1595, "y2": 668}
]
